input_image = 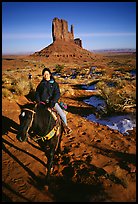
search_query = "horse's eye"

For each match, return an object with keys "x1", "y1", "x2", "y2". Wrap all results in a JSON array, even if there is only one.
[{"x1": 21, "y1": 112, "x2": 25, "y2": 117}]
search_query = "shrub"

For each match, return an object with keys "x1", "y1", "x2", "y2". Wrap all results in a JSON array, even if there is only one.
[
  {"x1": 2, "y1": 88, "x2": 13, "y2": 99},
  {"x1": 96, "y1": 81, "x2": 136, "y2": 114},
  {"x1": 55, "y1": 64, "x2": 64, "y2": 73},
  {"x1": 2, "y1": 74, "x2": 35, "y2": 97},
  {"x1": 12, "y1": 79, "x2": 30, "y2": 95}
]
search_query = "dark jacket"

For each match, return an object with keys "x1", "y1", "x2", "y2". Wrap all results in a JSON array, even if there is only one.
[{"x1": 35, "y1": 78, "x2": 60, "y2": 108}]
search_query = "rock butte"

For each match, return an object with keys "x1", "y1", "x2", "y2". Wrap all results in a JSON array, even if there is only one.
[{"x1": 31, "y1": 17, "x2": 99, "y2": 62}]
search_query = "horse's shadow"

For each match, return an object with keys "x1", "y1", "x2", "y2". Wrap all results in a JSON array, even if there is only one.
[
  {"x1": 2, "y1": 115, "x2": 19, "y2": 135},
  {"x1": 27, "y1": 154, "x2": 109, "y2": 202},
  {"x1": 27, "y1": 151, "x2": 128, "y2": 202}
]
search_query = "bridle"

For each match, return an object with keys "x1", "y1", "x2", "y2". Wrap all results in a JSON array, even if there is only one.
[
  {"x1": 22, "y1": 108, "x2": 36, "y2": 136},
  {"x1": 21, "y1": 105, "x2": 60, "y2": 142}
]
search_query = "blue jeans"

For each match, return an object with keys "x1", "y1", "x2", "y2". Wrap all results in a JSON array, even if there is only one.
[{"x1": 54, "y1": 103, "x2": 67, "y2": 126}]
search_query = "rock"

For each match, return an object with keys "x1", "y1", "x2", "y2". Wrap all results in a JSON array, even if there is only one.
[
  {"x1": 52, "y1": 17, "x2": 74, "y2": 42},
  {"x1": 31, "y1": 18, "x2": 99, "y2": 63}
]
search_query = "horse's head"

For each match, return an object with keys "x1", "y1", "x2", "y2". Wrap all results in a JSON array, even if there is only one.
[{"x1": 17, "y1": 102, "x2": 36, "y2": 142}]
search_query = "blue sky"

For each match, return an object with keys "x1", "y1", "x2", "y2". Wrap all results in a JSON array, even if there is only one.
[{"x1": 2, "y1": 2, "x2": 136, "y2": 54}]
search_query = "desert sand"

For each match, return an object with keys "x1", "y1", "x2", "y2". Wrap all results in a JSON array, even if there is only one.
[{"x1": 2, "y1": 53, "x2": 136, "y2": 202}]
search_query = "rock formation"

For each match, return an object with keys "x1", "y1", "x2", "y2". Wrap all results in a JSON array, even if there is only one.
[
  {"x1": 32, "y1": 17, "x2": 97, "y2": 62},
  {"x1": 74, "y1": 38, "x2": 82, "y2": 48},
  {"x1": 52, "y1": 18, "x2": 82, "y2": 47},
  {"x1": 52, "y1": 17, "x2": 74, "y2": 42}
]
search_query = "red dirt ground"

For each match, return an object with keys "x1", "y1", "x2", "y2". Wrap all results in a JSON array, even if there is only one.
[
  {"x1": 2, "y1": 92, "x2": 136, "y2": 202},
  {"x1": 2, "y1": 53, "x2": 136, "y2": 202}
]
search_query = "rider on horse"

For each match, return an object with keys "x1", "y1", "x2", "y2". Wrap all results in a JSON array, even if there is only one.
[{"x1": 35, "y1": 67, "x2": 72, "y2": 134}]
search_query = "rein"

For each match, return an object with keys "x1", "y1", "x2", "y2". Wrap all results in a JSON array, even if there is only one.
[
  {"x1": 23, "y1": 108, "x2": 36, "y2": 114},
  {"x1": 22, "y1": 107, "x2": 36, "y2": 136}
]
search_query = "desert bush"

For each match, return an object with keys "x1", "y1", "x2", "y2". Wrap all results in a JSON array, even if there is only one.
[
  {"x1": 2, "y1": 76, "x2": 15, "y2": 85},
  {"x1": 12, "y1": 79, "x2": 30, "y2": 95},
  {"x1": 2, "y1": 88, "x2": 13, "y2": 99},
  {"x1": 55, "y1": 64, "x2": 64, "y2": 73},
  {"x1": 2, "y1": 74, "x2": 35, "y2": 97},
  {"x1": 96, "y1": 81, "x2": 136, "y2": 114},
  {"x1": 107, "y1": 61, "x2": 125, "y2": 68}
]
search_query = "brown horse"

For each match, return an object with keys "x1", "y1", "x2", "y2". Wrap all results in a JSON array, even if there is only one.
[{"x1": 17, "y1": 102, "x2": 64, "y2": 180}]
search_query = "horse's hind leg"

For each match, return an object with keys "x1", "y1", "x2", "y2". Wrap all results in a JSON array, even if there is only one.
[
  {"x1": 56, "y1": 125, "x2": 64, "y2": 156},
  {"x1": 56, "y1": 135, "x2": 62, "y2": 156},
  {"x1": 46, "y1": 149, "x2": 55, "y2": 181}
]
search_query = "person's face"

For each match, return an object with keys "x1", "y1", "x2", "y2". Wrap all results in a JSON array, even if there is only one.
[{"x1": 43, "y1": 71, "x2": 51, "y2": 81}]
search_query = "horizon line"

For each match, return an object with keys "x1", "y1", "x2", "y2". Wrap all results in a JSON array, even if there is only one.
[{"x1": 2, "y1": 48, "x2": 136, "y2": 55}]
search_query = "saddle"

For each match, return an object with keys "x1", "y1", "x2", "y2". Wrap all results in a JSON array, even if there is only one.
[{"x1": 31, "y1": 102, "x2": 62, "y2": 142}]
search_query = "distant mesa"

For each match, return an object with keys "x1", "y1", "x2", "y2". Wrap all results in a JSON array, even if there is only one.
[{"x1": 31, "y1": 17, "x2": 96, "y2": 61}]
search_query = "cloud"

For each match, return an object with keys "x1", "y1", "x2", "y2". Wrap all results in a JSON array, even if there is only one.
[
  {"x1": 2, "y1": 33, "x2": 52, "y2": 39},
  {"x1": 3, "y1": 31, "x2": 136, "y2": 40},
  {"x1": 3, "y1": 32, "x2": 135, "y2": 40},
  {"x1": 78, "y1": 32, "x2": 136, "y2": 37}
]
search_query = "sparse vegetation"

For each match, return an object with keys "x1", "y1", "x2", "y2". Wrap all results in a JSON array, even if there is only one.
[
  {"x1": 96, "y1": 80, "x2": 136, "y2": 114},
  {"x1": 2, "y1": 53, "x2": 136, "y2": 116},
  {"x1": 2, "y1": 52, "x2": 136, "y2": 202},
  {"x1": 2, "y1": 74, "x2": 36, "y2": 98},
  {"x1": 55, "y1": 64, "x2": 64, "y2": 73},
  {"x1": 2, "y1": 88, "x2": 13, "y2": 99}
]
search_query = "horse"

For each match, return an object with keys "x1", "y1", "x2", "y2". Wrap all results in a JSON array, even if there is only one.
[{"x1": 17, "y1": 101, "x2": 64, "y2": 180}]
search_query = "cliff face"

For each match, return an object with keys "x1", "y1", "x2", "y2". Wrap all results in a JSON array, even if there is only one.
[{"x1": 52, "y1": 17, "x2": 74, "y2": 42}]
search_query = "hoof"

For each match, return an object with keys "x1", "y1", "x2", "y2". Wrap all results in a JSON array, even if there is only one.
[
  {"x1": 16, "y1": 134, "x2": 28, "y2": 142},
  {"x1": 16, "y1": 135, "x2": 23, "y2": 142}
]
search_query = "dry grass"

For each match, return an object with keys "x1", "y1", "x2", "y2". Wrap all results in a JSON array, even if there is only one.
[
  {"x1": 2, "y1": 73, "x2": 36, "y2": 99},
  {"x1": 2, "y1": 53, "x2": 136, "y2": 115}
]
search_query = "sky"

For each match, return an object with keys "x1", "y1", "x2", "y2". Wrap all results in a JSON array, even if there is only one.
[{"x1": 2, "y1": 2, "x2": 136, "y2": 54}]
